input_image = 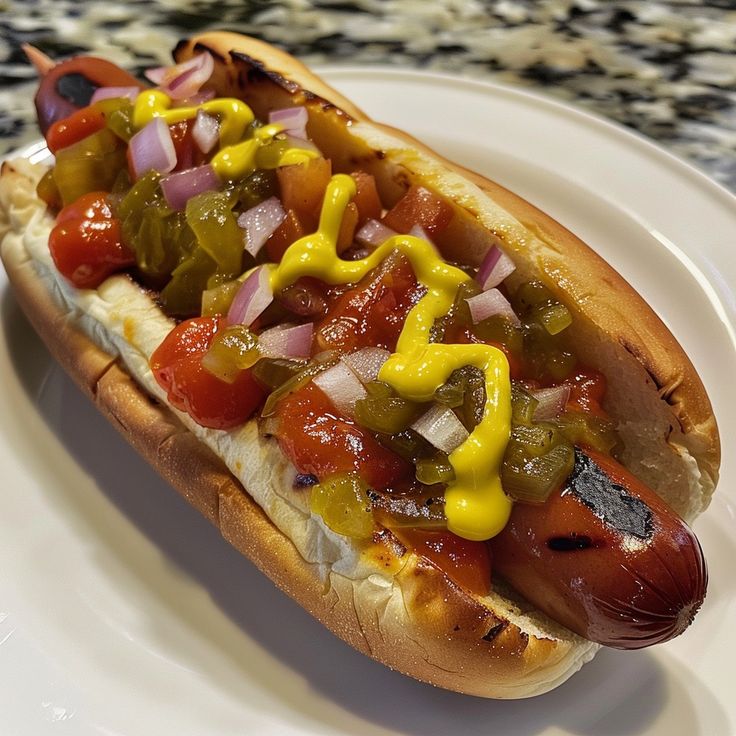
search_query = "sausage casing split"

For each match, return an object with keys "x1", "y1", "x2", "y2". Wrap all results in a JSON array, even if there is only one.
[{"x1": 490, "y1": 447, "x2": 707, "y2": 648}]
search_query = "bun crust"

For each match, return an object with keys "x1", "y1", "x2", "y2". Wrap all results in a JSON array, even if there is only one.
[{"x1": 0, "y1": 33, "x2": 718, "y2": 698}]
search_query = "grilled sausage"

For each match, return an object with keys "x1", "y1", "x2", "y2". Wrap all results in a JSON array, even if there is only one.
[
  {"x1": 490, "y1": 447, "x2": 707, "y2": 648},
  {"x1": 34, "y1": 55, "x2": 144, "y2": 134}
]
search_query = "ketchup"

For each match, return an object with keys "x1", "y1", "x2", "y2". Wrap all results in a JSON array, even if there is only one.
[
  {"x1": 316, "y1": 253, "x2": 423, "y2": 353},
  {"x1": 151, "y1": 317, "x2": 266, "y2": 430},
  {"x1": 274, "y1": 382, "x2": 411, "y2": 491},
  {"x1": 48, "y1": 192, "x2": 135, "y2": 289}
]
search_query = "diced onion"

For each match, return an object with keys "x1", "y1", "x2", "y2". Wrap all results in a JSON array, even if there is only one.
[
  {"x1": 411, "y1": 405, "x2": 469, "y2": 455},
  {"x1": 237, "y1": 197, "x2": 287, "y2": 257},
  {"x1": 409, "y1": 224, "x2": 432, "y2": 242},
  {"x1": 90, "y1": 86, "x2": 140, "y2": 104},
  {"x1": 128, "y1": 117, "x2": 176, "y2": 180},
  {"x1": 476, "y1": 245, "x2": 516, "y2": 290},
  {"x1": 145, "y1": 52, "x2": 214, "y2": 100},
  {"x1": 227, "y1": 267, "x2": 274, "y2": 327},
  {"x1": 531, "y1": 385, "x2": 571, "y2": 421},
  {"x1": 312, "y1": 362, "x2": 367, "y2": 419},
  {"x1": 466, "y1": 288, "x2": 521, "y2": 327},
  {"x1": 341, "y1": 347, "x2": 391, "y2": 384},
  {"x1": 258, "y1": 323, "x2": 313, "y2": 360},
  {"x1": 355, "y1": 219, "x2": 397, "y2": 247},
  {"x1": 281, "y1": 135, "x2": 321, "y2": 156},
  {"x1": 160, "y1": 164, "x2": 219, "y2": 210},
  {"x1": 177, "y1": 89, "x2": 215, "y2": 106},
  {"x1": 192, "y1": 110, "x2": 219, "y2": 154},
  {"x1": 269, "y1": 106, "x2": 308, "y2": 139}
]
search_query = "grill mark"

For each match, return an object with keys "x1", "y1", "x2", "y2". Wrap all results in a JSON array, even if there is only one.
[
  {"x1": 565, "y1": 448, "x2": 653, "y2": 540},
  {"x1": 56, "y1": 72, "x2": 97, "y2": 107},
  {"x1": 547, "y1": 533, "x2": 594, "y2": 552}
]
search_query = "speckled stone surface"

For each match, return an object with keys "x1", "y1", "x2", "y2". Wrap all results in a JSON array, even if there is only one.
[{"x1": 1, "y1": 0, "x2": 734, "y2": 190}]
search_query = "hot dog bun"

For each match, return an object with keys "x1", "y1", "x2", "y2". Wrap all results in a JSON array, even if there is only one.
[{"x1": 0, "y1": 32, "x2": 719, "y2": 698}]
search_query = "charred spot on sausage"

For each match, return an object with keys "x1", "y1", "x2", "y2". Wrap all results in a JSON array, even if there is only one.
[
  {"x1": 547, "y1": 533, "x2": 595, "y2": 552},
  {"x1": 56, "y1": 73, "x2": 97, "y2": 107},
  {"x1": 565, "y1": 448, "x2": 653, "y2": 540}
]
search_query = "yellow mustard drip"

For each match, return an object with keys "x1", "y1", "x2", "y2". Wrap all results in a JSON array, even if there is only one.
[
  {"x1": 132, "y1": 91, "x2": 319, "y2": 180},
  {"x1": 269, "y1": 174, "x2": 513, "y2": 541}
]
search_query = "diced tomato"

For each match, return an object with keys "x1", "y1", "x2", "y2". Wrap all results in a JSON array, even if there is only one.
[
  {"x1": 565, "y1": 369, "x2": 607, "y2": 418},
  {"x1": 151, "y1": 317, "x2": 266, "y2": 429},
  {"x1": 56, "y1": 191, "x2": 115, "y2": 224},
  {"x1": 350, "y1": 171, "x2": 382, "y2": 225},
  {"x1": 317, "y1": 253, "x2": 423, "y2": 353},
  {"x1": 393, "y1": 528, "x2": 492, "y2": 597},
  {"x1": 277, "y1": 158, "x2": 332, "y2": 231},
  {"x1": 266, "y1": 208, "x2": 305, "y2": 262},
  {"x1": 382, "y1": 185, "x2": 453, "y2": 236},
  {"x1": 48, "y1": 192, "x2": 135, "y2": 289},
  {"x1": 336, "y1": 202, "x2": 359, "y2": 254},
  {"x1": 165, "y1": 356, "x2": 265, "y2": 429},
  {"x1": 274, "y1": 382, "x2": 411, "y2": 490},
  {"x1": 169, "y1": 119, "x2": 206, "y2": 172},
  {"x1": 46, "y1": 106, "x2": 107, "y2": 154},
  {"x1": 150, "y1": 317, "x2": 218, "y2": 384}
]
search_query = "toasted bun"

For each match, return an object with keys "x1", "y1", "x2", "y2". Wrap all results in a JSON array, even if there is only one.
[{"x1": 0, "y1": 33, "x2": 719, "y2": 698}]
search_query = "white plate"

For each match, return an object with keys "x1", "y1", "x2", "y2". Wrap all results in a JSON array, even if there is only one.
[{"x1": 1, "y1": 69, "x2": 735, "y2": 735}]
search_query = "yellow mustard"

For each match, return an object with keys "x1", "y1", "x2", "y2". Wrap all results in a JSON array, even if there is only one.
[
  {"x1": 131, "y1": 91, "x2": 319, "y2": 179},
  {"x1": 270, "y1": 174, "x2": 513, "y2": 541}
]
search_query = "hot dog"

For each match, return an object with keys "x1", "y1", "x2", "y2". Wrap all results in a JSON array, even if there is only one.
[{"x1": 0, "y1": 32, "x2": 719, "y2": 699}]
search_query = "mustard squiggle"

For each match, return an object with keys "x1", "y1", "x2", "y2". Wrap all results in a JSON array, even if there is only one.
[
  {"x1": 132, "y1": 91, "x2": 319, "y2": 179},
  {"x1": 270, "y1": 174, "x2": 512, "y2": 541}
]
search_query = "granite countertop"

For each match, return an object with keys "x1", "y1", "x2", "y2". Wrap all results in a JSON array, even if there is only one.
[{"x1": 1, "y1": 0, "x2": 734, "y2": 192}]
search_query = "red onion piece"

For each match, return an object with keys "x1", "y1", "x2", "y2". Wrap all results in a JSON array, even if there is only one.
[
  {"x1": 282, "y1": 135, "x2": 321, "y2": 156},
  {"x1": 227, "y1": 267, "x2": 274, "y2": 327},
  {"x1": 476, "y1": 245, "x2": 516, "y2": 290},
  {"x1": 177, "y1": 89, "x2": 216, "y2": 106},
  {"x1": 258, "y1": 322, "x2": 314, "y2": 360},
  {"x1": 145, "y1": 52, "x2": 214, "y2": 101},
  {"x1": 312, "y1": 362, "x2": 367, "y2": 419},
  {"x1": 192, "y1": 110, "x2": 219, "y2": 154},
  {"x1": 128, "y1": 117, "x2": 176, "y2": 180},
  {"x1": 531, "y1": 385, "x2": 571, "y2": 421},
  {"x1": 160, "y1": 164, "x2": 219, "y2": 210},
  {"x1": 269, "y1": 107, "x2": 308, "y2": 139},
  {"x1": 144, "y1": 67, "x2": 167, "y2": 85},
  {"x1": 355, "y1": 219, "x2": 397, "y2": 247},
  {"x1": 90, "y1": 86, "x2": 140, "y2": 104},
  {"x1": 237, "y1": 197, "x2": 287, "y2": 257},
  {"x1": 466, "y1": 288, "x2": 521, "y2": 327},
  {"x1": 409, "y1": 224, "x2": 432, "y2": 242},
  {"x1": 341, "y1": 347, "x2": 391, "y2": 384},
  {"x1": 411, "y1": 405, "x2": 469, "y2": 454}
]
